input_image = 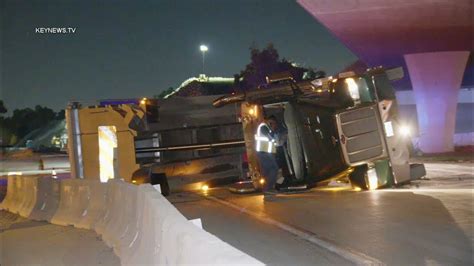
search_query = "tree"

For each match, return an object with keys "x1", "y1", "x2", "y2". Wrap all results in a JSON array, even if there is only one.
[
  {"x1": 56, "y1": 109, "x2": 65, "y2": 120},
  {"x1": 302, "y1": 68, "x2": 326, "y2": 80},
  {"x1": 233, "y1": 43, "x2": 325, "y2": 91},
  {"x1": 0, "y1": 100, "x2": 7, "y2": 114},
  {"x1": 156, "y1": 87, "x2": 175, "y2": 99},
  {"x1": 1, "y1": 105, "x2": 61, "y2": 144}
]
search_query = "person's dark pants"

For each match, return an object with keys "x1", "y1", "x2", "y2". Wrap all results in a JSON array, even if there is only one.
[
  {"x1": 276, "y1": 146, "x2": 291, "y2": 178},
  {"x1": 256, "y1": 152, "x2": 279, "y2": 192}
]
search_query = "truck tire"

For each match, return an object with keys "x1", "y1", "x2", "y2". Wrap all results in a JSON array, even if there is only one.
[{"x1": 349, "y1": 165, "x2": 368, "y2": 190}]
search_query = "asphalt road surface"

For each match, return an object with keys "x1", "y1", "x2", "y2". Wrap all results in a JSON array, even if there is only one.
[
  {"x1": 171, "y1": 162, "x2": 473, "y2": 265},
  {"x1": 0, "y1": 211, "x2": 120, "y2": 266},
  {"x1": 1, "y1": 162, "x2": 472, "y2": 265}
]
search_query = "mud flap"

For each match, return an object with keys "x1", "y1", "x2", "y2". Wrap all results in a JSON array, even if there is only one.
[
  {"x1": 410, "y1": 163, "x2": 426, "y2": 181},
  {"x1": 150, "y1": 173, "x2": 170, "y2": 196},
  {"x1": 349, "y1": 164, "x2": 369, "y2": 190}
]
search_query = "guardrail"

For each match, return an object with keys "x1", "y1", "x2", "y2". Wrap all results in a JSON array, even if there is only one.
[{"x1": 0, "y1": 175, "x2": 263, "y2": 265}]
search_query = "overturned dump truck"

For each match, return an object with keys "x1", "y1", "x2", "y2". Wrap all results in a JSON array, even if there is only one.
[
  {"x1": 132, "y1": 67, "x2": 424, "y2": 193},
  {"x1": 213, "y1": 67, "x2": 426, "y2": 191},
  {"x1": 66, "y1": 95, "x2": 246, "y2": 195}
]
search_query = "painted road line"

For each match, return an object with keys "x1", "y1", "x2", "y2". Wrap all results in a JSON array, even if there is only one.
[
  {"x1": 204, "y1": 194, "x2": 384, "y2": 266},
  {"x1": 376, "y1": 189, "x2": 473, "y2": 193}
]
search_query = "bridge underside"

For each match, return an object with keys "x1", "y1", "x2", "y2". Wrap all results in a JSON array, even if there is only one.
[{"x1": 298, "y1": 0, "x2": 472, "y2": 152}]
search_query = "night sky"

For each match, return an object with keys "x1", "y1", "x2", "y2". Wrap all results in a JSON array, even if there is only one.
[{"x1": 1, "y1": 0, "x2": 357, "y2": 112}]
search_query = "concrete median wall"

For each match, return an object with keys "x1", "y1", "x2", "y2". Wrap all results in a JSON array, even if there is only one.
[
  {"x1": 75, "y1": 180, "x2": 107, "y2": 230},
  {"x1": 28, "y1": 177, "x2": 59, "y2": 222},
  {"x1": 0, "y1": 176, "x2": 19, "y2": 212},
  {"x1": 0, "y1": 176, "x2": 263, "y2": 266},
  {"x1": 17, "y1": 176, "x2": 38, "y2": 217},
  {"x1": 50, "y1": 179, "x2": 91, "y2": 226}
]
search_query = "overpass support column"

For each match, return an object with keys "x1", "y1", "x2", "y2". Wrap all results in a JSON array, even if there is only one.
[{"x1": 404, "y1": 51, "x2": 469, "y2": 153}]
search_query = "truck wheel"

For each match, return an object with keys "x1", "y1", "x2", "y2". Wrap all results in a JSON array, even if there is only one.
[{"x1": 349, "y1": 165, "x2": 368, "y2": 190}]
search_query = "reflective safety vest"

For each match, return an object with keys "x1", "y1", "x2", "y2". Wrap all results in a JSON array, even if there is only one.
[{"x1": 255, "y1": 123, "x2": 277, "y2": 154}]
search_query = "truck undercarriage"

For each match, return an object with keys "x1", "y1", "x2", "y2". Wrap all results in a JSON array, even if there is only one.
[{"x1": 131, "y1": 67, "x2": 425, "y2": 194}]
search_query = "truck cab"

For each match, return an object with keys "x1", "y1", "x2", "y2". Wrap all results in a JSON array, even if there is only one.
[{"x1": 214, "y1": 67, "x2": 425, "y2": 191}]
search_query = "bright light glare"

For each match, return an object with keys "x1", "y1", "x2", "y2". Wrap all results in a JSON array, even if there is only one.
[
  {"x1": 201, "y1": 185, "x2": 209, "y2": 192},
  {"x1": 7, "y1": 172, "x2": 23, "y2": 176},
  {"x1": 367, "y1": 168, "x2": 378, "y2": 190},
  {"x1": 399, "y1": 125, "x2": 411, "y2": 137},
  {"x1": 98, "y1": 126, "x2": 118, "y2": 183},
  {"x1": 200, "y1": 45, "x2": 208, "y2": 52},
  {"x1": 384, "y1": 121, "x2": 394, "y2": 137},
  {"x1": 345, "y1": 78, "x2": 360, "y2": 101},
  {"x1": 318, "y1": 186, "x2": 351, "y2": 192},
  {"x1": 259, "y1": 178, "x2": 265, "y2": 185}
]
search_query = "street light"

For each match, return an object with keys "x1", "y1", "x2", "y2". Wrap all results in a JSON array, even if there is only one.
[{"x1": 200, "y1": 44, "x2": 208, "y2": 74}]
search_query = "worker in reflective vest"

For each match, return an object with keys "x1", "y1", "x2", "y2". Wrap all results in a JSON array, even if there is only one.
[{"x1": 255, "y1": 116, "x2": 279, "y2": 196}]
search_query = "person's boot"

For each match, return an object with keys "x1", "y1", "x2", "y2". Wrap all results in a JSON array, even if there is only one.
[{"x1": 263, "y1": 189, "x2": 279, "y2": 201}]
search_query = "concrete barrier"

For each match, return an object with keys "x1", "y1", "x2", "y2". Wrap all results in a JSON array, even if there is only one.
[
  {"x1": 118, "y1": 184, "x2": 156, "y2": 261},
  {"x1": 103, "y1": 182, "x2": 138, "y2": 251},
  {"x1": 100, "y1": 180, "x2": 123, "y2": 245},
  {"x1": 94, "y1": 180, "x2": 117, "y2": 235},
  {"x1": 113, "y1": 183, "x2": 148, "y2": 257},
  {"x1": 121, "y1": 189, "x2": 163, "y2": 265},
  {"x1": 18, "y1": 176, "x2": 38, "y2": 217},
  {"x1": 158, "y1": 214, "x2": 190, "y2": 265},
  {"x1": 50, "y1": 179, "x2": 90, "y2": 226},
  {"x1": 1, "y1": 176, "x2": 263, "y2": 266},
  {"x1": 155, "y1": 199, "x2": 190, "y2": 265},
  {"x1": 0, "y1": 176, "x2": 18, "y2": 211},
  {"x1": 50, "y1": 179, "x2": 77, "y2": 226},
  {"x1": 5, "y1": 176, "x2": 24, "y2": 214},
  {"x1": 28, "y1": 177, "x2": 59, "y2": 222},
  {"x1": 74, "y1": 180, "x2": 107, "y2": 230}
]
